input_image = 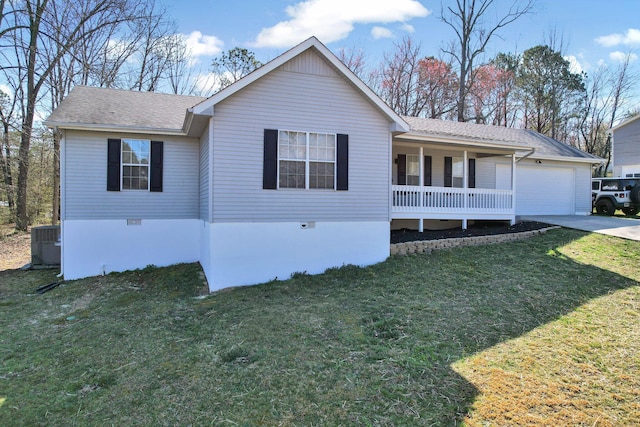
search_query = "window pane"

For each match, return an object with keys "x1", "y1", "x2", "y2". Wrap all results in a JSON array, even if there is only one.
[
  {"x1": 279, "y1": 160, "x2": 305, "y2": 188},
  {"x1": 122, "y1": 139, "x2": 150, "y2": 167},
  {"x1": 279, "y1": 131, "x2": 306, "y2": 160},
  {"x1": 122, "y1": 164, "x2": 149, "y2": 190},
  {"x1": 326, "y1": 146, "x2": 335, "y2": 161},
  {"x1": 407, "y1": 155, "x2": 419, "y2": 176},
  {"x1": 309, "y1": 161, "x2": 334, "y2": 189},
  {"x1": 452, "y1": 157, "x2": 464, "y2": 177},
  {"x1": 279, "y1": 131, "x2": 289, "y2": 143}
]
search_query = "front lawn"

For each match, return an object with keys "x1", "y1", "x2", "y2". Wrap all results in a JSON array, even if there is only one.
[{"x1": 1, "y1": 229, "x2": 638, "y2": 425}]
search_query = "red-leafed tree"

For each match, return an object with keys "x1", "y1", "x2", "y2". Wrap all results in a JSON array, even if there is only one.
[
  {"x1": 469, "y1": 60, "x2": 517, "y2": 125},
  {"x1": 375, "y1": 38, "x2": 459, "y2": 119},
  {"x1": 416, "y1": 57, "x2": 458, "y2": 119}
]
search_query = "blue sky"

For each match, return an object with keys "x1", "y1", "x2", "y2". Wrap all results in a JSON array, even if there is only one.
[{"x1": 167, "y1": 0, "x2": 640, "y2": 108}]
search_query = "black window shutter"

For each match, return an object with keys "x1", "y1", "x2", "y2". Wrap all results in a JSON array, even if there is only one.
[
  {"x1": 107, "y1": 138, "x2": 121, "y2": 191},
  {"x1": 336, "y1": 134, "x2": 349, "y2": 191},
  {"x1": 397, "y1": 154, "x2": 407, "y2": 185},
  {"x1": 150, "y1": 141, "x2": 163, "y2": 192},
  {"x1": 444, "y1": 156, "x2": 453, "y2": 187},
  {"x1": 468, "y1": 158, "x2": 476, "y2": 188},
  {"x1": 263, "y1": 129, "x2": 278, "y2": 189},
  {"x1": 424, "y1": 155, "x2": 432, "y2": 186}
]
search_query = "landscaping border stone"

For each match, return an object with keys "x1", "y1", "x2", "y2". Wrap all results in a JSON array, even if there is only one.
[{"x1": 390, "y1": 226, "x2": 561, "y2": 256}]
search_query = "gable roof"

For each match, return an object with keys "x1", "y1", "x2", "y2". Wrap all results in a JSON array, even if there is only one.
[
  {"x1": 187, "y1": 36, "x2": 409, "y2": 134},
  {"x1": 401, "y1": 116, "x2": 602, "y2": 163},
  {"x1": 45, "y1": 86, "x2": 205, "y2": 135}
]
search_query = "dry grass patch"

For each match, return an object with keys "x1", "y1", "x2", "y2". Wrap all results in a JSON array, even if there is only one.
[
  {"x1": 0, "y1": 229, "x2": 638, "y2": 425},
  {"x1": 455, "y1": 233, "x2": 640, "y2": 426},
  {"x1": 0, "y1": 224, "x2": 31, "y2": 271}
]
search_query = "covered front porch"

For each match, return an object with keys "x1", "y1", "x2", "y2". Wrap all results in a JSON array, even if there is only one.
[{"x1": 391, "y1": 134, "x2": 531, "y2": 231}]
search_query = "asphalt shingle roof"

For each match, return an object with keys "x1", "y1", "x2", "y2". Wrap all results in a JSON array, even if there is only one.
[
  {"x1": 403, "y1": 116, "x2": 601, "y2": 160},
  {"x1": 46, "y1": 86, "x2": 600, "y2": 162},
  {"x1": 45, "y1": 86, "x2": 206, "y2": 132}
]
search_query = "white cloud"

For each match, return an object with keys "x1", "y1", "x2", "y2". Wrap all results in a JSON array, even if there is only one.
[
  {"x1": 400, "y1": 23, "x2": 415, "y2": 33},
  {"x1": 609, "y1": 51, "x2": 639, "y2": 63},
  {"x1": 183, "y1": 31, "x2": 224, "y2": 58},
  {"x1": 252, "y1": 0, "x2": 430, "y2": 48},
  {"x1": 595, "y1": 28, "x2": 640, "y2": 47},
  {"x1": 564, "y1": 55, "x2": 584, "y2": 74},
  {"x1": 371, "y1": 26, "x2": 393, "y2": 39}
]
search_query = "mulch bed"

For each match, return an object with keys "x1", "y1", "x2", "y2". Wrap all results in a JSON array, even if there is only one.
[{"x1": 391, "y1": 221, "x2": 553, "y2": 244}]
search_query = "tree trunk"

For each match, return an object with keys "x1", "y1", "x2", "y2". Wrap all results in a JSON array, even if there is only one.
[{"x1": 1, "y1": 122, "x2": 15, "y2": 213}]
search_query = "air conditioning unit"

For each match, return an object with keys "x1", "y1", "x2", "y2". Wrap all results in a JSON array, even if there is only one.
[{"x1": 31, "y1": 226, "x2": 61, "y2": 265}]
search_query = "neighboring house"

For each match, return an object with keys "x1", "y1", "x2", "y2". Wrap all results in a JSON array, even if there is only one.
[
  {"x1": 611, "y1": 114, "x2": 640, "y2": 178},
  {"x1": 45, "y1": 37, "x2": 601, "y2": 292}
]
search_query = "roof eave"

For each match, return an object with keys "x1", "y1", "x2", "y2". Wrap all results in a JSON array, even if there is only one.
[
  {"x1": 396, "y1": 131, "x2": 529, "y2": 152},
  {"x1": 44, "y1": 121, "x2": 187, "y2": 137},
  {"x1": 529, "y1": 154, "x2": 605, "y2": 163}
]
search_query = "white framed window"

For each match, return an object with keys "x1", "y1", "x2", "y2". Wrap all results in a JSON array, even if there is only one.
[
  {"x1": 121, "y1": 139, "x2": 150, "y2": 190},
  {"x1": 452, "y1": 156, "x2": 464, "y2": 188},
  {"x1": 406, "y1": 154, "x2": 420, "y2": 186},
  {"x1": 278, "y1": 130, "x2": 336, "y2": 189}
]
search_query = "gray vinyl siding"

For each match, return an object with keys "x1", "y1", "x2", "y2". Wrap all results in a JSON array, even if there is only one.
[
  {"x1": 63, "y1": 130, "x2": 199, "y2": 220},
  {"x1": 199, "y1": 124, "x2": 210, "y2": 221},
  {"x1": 613, "y1": 119, "x2": 640, "y2": 167},
  {"x1": 209, "y1": 51, "x2": 392, "y2": 222},
  {"x1": 477, "y1": 156, "x2": 513, "y2": 189},
  {"x1": 391, "y1": 146, "x2": 505, "y2": 188}
]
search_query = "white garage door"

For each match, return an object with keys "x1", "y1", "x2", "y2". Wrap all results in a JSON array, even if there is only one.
[{"x1": 516, "y1": 166, "x2": 575, "y2": 215}]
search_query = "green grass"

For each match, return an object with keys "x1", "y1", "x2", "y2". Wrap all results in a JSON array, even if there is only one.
[{"x1": 0, "y1": 229, "x2": 638, "y2": 426}]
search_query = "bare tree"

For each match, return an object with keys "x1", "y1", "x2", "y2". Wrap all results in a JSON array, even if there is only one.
[
  {"x1": 0, "y1": 89, "x2": 18, "y2": 215},
  {"x1": 2, "y1": 0, "x2": 144, "y2": 230},
  {"x1": 440, "y1": 0, "x2": 535, "y2": 122},
  {"x1": 128, "y1": 2, "x2": 178, "y2": 91},
  {"x1": 164, "y1": 34, "x2": 204, "y2": 95},
  {"x1": 336, "y1": 46, "x2": 370, "y2": 84},
  {"x1": 374, "y1": 37, "x2": 426, "y2": 117},
  {"x1": 579, "y1": 54, "x2": 638, "y2": 175}
]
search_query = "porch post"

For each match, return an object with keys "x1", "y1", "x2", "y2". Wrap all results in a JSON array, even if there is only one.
[
  {"x1": 463, "y1": 150, "x2": 468, "y2": 229},
  {"x1": 511, "y1": 153, "x2": 517, "y2": 225},
  {"x1": 419, "y1": 146, "x2": 424, "y2": 186},
  {"x1": 419, "y1": 146, "x2": 424, "y2": 232}
]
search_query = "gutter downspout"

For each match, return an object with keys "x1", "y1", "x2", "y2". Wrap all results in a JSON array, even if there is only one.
[{"x1": 515, "y1": 148, "x2": 536, "y2": 163}]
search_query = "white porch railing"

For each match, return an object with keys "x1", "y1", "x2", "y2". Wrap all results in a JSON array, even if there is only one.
[{"x1": 392, "y1": 185, "x2": 513, "y2": 215}]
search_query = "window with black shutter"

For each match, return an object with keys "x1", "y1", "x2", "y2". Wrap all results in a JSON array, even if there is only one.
[{"x1": 106, "y1": 138, "x2": 163, "y2": 192}]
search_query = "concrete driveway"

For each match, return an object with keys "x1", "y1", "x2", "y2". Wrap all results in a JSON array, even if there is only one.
[{"x1": 521, "y1": 215, "x2": 640, "y2": 241}]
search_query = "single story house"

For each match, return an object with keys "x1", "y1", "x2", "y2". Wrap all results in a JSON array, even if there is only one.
[
  {"x1": 611, "y1": 114, "x2": 640, "y2": 178},
  {"x1": 45, "y1": 37, "x2": 601, "y2": 292}
]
